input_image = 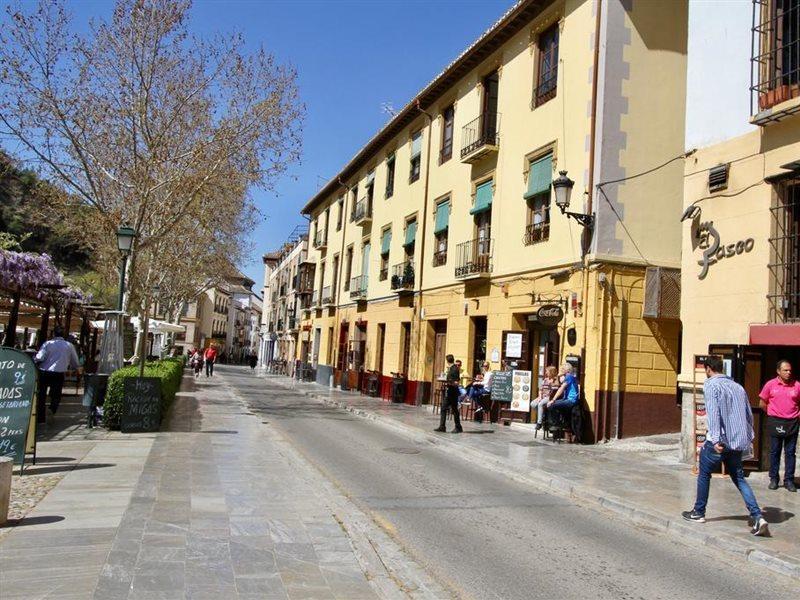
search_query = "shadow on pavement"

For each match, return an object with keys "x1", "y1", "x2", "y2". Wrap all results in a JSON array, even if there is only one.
[
  {"x1": 2, "y1": 515, "x2": 66, "y2": 528},
  {"x1": 22, "y1": 463, "x2": 116, "y2": 476}
]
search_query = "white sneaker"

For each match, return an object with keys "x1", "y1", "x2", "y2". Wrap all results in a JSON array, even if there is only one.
[{"x1": 751, "y1": 517, "x2": 769, "y2": 537}]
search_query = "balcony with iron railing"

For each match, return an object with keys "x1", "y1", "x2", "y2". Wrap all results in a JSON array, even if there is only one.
[
  {"x1": 313, "y1": 229, "x2": 327, "y2": 250},
  {"x1": 391, "y1": 261, "x2": 415, "y2": 292},
  {"x1": 523, "y1": 221, "x2": 550, "y2": 246},
  {"x1": 460, "y1": 112, "x2": 500, "y2": 163},
  {"x1": 455, "y1": 238, "x2": 493, "y2": 279},
  {"x1": 321, "y1": 285, "x2": 334, "y2": 306},
  {"x1": 751, "y1": 0, "x2": 800, "y2": 123},
  {"x1": 354, "y1": 197, "x2": 372, "y2": 226},
  {"x1": 349, "y1": 275, "x2": 368, "y2": 300}
]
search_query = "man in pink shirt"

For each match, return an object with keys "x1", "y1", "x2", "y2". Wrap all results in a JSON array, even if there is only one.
[{"x1": 759, "y1": 360, "x2": 800, "y2": 492}]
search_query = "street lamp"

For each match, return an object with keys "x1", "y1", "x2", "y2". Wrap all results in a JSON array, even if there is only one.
[
  {"x1": 553, "y1": 171, "x2": 594, "y2": 229},
  {"x1": 116, "y1": 225, "x2": 136, "y2": 311}
]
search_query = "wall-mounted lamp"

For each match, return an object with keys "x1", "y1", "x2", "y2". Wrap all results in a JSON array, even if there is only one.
[{"x1": 553, "y1": 171, "x2": 594, "y2": 229}]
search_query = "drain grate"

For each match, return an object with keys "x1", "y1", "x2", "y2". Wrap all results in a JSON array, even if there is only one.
[
  {"x1": 383, "y1": 447, "x2": 422, "y2": 455},
  {"x1": 511, "y1": 440, "x2": 546, "y2": 447}
]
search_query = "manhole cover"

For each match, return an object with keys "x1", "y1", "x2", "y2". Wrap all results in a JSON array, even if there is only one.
[{"x1": 383, "y1": 447, "x2": 422, "y2": 455}]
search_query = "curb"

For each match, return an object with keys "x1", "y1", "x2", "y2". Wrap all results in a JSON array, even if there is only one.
[{"x1": 266, "y1": 375, "x2": 800, "y2": 582}]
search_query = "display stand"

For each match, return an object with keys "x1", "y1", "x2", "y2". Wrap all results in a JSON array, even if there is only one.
[{"x1": 692, "y1": 355, "x2": 726, "y2": 477}]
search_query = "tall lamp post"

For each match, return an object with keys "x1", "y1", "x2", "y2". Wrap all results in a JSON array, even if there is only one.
[{"x1": 116, "y1": 225, "x2": 136, "y2": 311}]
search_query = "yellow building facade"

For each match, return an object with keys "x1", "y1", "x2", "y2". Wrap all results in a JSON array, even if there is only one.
[{"x1": 300, "y1": 0, "x2": 687, "y2": 441}]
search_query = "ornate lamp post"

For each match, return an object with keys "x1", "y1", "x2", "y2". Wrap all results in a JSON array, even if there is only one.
[
  {"x1": 553, "y1": 171, "x2": 593, "y2": 229},
  {"x1": 116, "y1": 225, "x2": 136, "y2": 311}
]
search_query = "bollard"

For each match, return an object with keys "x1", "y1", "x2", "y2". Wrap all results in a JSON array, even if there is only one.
[{"x1": 0, "y1": 456, "x2": 12, "y2": 527}]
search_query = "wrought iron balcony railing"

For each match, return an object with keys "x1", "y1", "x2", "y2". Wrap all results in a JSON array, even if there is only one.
[
  {"x1": 354, "y1": 197, "x2": 372, "y2": 225},
  {"x1": 321, "y1": 285, "x2": 333, "y2": 306},
  {"x1": 350, "y1": 275, "x2": 368, "y2": 300},
  {"x1": 391, "y1": 261, "x2": 415, "y2": 292},
  {"x1": 523, "y1": 221, "x2": 549, "y2": 246},
  {"x1": 460, "y1": 112, "x2": 500, "y2": 162},
  {"x1": 455, "y1": 238, "x2": 493, "y2": 279}
]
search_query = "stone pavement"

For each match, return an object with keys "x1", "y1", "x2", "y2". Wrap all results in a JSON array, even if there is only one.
[
  {"x1": 0, "y1": 373, "x2": 440, "y2": 599},
  {"x1": 265, "y1": 373, "x2": 800, "y2": 581}
]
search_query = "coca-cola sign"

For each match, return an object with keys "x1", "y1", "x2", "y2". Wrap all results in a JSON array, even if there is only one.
[{"x1": 536, "y1": 304, "x2": 564, "y2": 327}]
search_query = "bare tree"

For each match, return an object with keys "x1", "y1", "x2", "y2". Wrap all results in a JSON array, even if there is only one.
[{"x1": 0, "y1": 0, "x2": 303, "y2": 333}]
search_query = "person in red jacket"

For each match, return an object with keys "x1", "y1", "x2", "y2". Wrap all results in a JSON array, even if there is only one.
[{"x1": 204, "y1": 345, "x2": 218, "y2": 378}]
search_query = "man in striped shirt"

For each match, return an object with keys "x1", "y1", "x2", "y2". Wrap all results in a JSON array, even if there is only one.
[{"x1": 683, "y1": 356, "x2": 769, "y2": 536}]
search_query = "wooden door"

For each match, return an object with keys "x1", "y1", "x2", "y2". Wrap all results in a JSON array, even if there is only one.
[
  {"x1": 434, "y1": 332, "x2": 447, "y2": 379},
  {"x1": 377, "y1": 324, "x2": 386, "y2": 373}
]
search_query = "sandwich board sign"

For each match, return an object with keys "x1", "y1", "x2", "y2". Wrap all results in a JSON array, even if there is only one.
[
  {"x1": 0, "y1": 348, "x2": 37, "y2": 466},
  {"x1": 120, "y1": 377, "x2": 162, "y2": 433}
]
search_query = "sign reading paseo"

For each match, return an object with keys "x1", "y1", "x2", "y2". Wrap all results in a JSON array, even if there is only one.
[{"x1": 697, "y1": 222, "x2": 755, "y2": 280}]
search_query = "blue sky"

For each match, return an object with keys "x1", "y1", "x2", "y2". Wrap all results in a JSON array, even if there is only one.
[{"x1": 41, "y1": 0, "x2": 517, "y2": 288}]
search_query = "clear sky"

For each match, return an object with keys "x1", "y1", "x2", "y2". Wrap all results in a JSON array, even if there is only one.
[{"x1": 59, "y1": 0, "x2": 517, "y2": 290}]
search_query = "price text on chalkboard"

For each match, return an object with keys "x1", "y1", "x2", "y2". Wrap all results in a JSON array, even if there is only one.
[
  {"x1": 490, "y1": 370, "x2": 514, "y2": 403},
  {"x1": 121, "y1": 377, "x2": 162, "y2": 433},
  {"x1": 0, "y1": 348, "x2": 36, "y2": 464}
]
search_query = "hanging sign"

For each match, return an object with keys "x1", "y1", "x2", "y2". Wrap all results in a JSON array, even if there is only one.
[
  {"x1": 536, "y1": 304, "x2": 564, "y2": 327},
  {"x1": 0, "y1": 348, "x2": 37, "y2": 465}
]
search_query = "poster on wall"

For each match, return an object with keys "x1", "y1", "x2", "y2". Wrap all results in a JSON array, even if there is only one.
[
  {"x1": 510, "y1": 370, "x2": 532, "y2": 412},
  {"x1": 505, "y1": 333, "x2": 523, "y2": 358}
]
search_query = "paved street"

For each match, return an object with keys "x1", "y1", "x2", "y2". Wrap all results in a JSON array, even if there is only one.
[
  {"x1": 0, "y1": 373, "x2": 443, "y2": 600},
  {"x1": 223, "y1": 366, "x2": 799, "y2": 600}
]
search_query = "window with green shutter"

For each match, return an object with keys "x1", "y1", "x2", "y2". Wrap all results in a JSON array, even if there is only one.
[
  {"x1": 524, "y1": 154, "x2": 552, "y2": 199},
  {"x1": 470, "y1": 180, "x2": 493, "y2": 215},
  {"x1": 434, "y1": 199, "x2": 450, "y2": 234},
  {"x1": 380, "y1": 228, "x2": 391, "y2": 255},
  {"x1": 404, "y1": 219, "x2": 417, "y2": 248}
]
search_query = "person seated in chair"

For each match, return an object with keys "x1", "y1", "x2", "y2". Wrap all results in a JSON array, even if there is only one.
[
  {"x1": 547, "y1": 363, "x2": 579, "y2": 427},
  {"x1": 534, "y1": 365, "x2": 559, "y2": 431},
  {"x1": 468, "y1": 362, "x2": 494, "y2": 421}
]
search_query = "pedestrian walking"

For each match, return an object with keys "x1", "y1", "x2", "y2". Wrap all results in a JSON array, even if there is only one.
[
  {"x1": 434, "y1": 354, "x2": 462, "y2": 434},
  {"x1": 191, "y1": 351, "x2": 204, "y2": 378},
  {"x1": 683, "y1": 355, "x2": 769, "y2": 536},
  {"x1": 204, "y1": 345, "x2": 218, "y2": 377},
  {"x1": 34, "y1": 325, "x2": 80, "y2": 417},
  {"x1": 248, "y1": 352, "x2": 258, "y2": 371},
  {"x1": 759, "y1": 360, "x2": 799, "y2": 492}
]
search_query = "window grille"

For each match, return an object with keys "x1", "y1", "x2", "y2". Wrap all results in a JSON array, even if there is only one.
[{"x1": 769, "y1": 177, "x2": 800, "y2": 321}]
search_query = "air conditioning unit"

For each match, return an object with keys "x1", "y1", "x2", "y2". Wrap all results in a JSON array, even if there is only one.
[{"x1": 643, "y1": 267, "x2": 680, "y2": 320}]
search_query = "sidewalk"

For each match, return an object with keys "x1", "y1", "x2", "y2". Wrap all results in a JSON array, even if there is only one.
[
  {"x1": 0, "y1": 373, "x2": 445, "y2": 600},
  {"x1": 265, "y1": 373, "x2": 800, "y2": 581}
]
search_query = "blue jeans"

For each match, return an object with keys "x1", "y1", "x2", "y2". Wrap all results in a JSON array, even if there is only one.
[
  {"x1": 769, "y1": 430, "x2": 798, "y2": 483},
  {"x1": 693, "y1": 441, "x2": 761, "y2": 519}
]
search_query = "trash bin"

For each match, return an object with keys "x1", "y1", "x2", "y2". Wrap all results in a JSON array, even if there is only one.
[
  {"x1": 367, "y1": 373, "x2": 381, "y2": 397},
  {"x1": 391, "y1": 375, "x2": 406, "y2": 403}
]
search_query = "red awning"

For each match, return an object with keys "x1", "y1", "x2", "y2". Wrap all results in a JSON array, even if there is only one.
[{"x1": 749, "y1": 324, "x2": 800, "y2": 346}]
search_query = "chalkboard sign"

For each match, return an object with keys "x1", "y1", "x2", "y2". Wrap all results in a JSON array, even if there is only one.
[
  {"x1": 121, "y1": 377, "x2": 162, "y2": 433},
  {"x1": 491, "y1": 370, "x2": 514, "y2": 403},
  {"x1": 0, "y1": 348, "x2": 36, "y2": 465}
]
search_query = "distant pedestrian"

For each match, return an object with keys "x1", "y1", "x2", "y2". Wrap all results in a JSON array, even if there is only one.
[
  {"x1": 759, "y1": 360, "x2": 799, "y2": 493},
  {"x1": 248, "y1": 352, "x2": 258, "y2": 371},
  {"x1": 683, "y1": 356, "x2": 769, "y2": 536},
  {"x1": 434, "y1": 354, "x2": 462, "y2": 434},
  {"x1": 191, "y1": 351, "x2": 204, "y2": 378},
  {"x1": 34, "y1": 325, "x2": 80, "y2": 416},
  {"x1": 204, "y1": 345, "x2": 218, "y2": 377}
]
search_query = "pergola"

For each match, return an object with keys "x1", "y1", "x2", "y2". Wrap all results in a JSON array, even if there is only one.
[{"x1": 0, "y1": 250, "x2": 106, "y2": 364}]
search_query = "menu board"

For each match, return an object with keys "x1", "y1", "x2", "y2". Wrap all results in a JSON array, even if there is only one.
[
  {"x1": 121, "y1": 377, "x2": 162, "y2": 433},
  {"x1": 0, "y1": 348, "x2": 36, "y2": 465},
  {"x1": 509, "y1": 370, "x2": 533, "y2": 412},
  {"x1": 490, "y1": 370, "x2": 514, "y2": 403},
  {"x1": 505, "y1": 333, "x2": 523, "y2": 358}
]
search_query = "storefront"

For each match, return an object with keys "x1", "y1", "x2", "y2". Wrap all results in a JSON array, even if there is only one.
[{"x1": 680, "y1": 128, "x2": 800, "y2": 466}]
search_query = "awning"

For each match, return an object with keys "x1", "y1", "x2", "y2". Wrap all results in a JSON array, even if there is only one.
[
  {"x1": 750, "y1": 323, "x2": 800, "y2": 345},
  {"x1": 524, "y1": 154, "x2": 552, "y2": 199},
  {"x1": 404, "y1": 220, "x2": 417, "y2": 247},
  {"x1": 470, "y1": 181, "x2": 493, "y2": 215},
  {"x1": 381, "y1": 228, "x2": 392, "y2": 254},
  {"x1": 434, "y1": 200, "x2": 450, "y2": 234},
  {"x1": 130, "y1": 316, "x2": 186, "y2": 334}
]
